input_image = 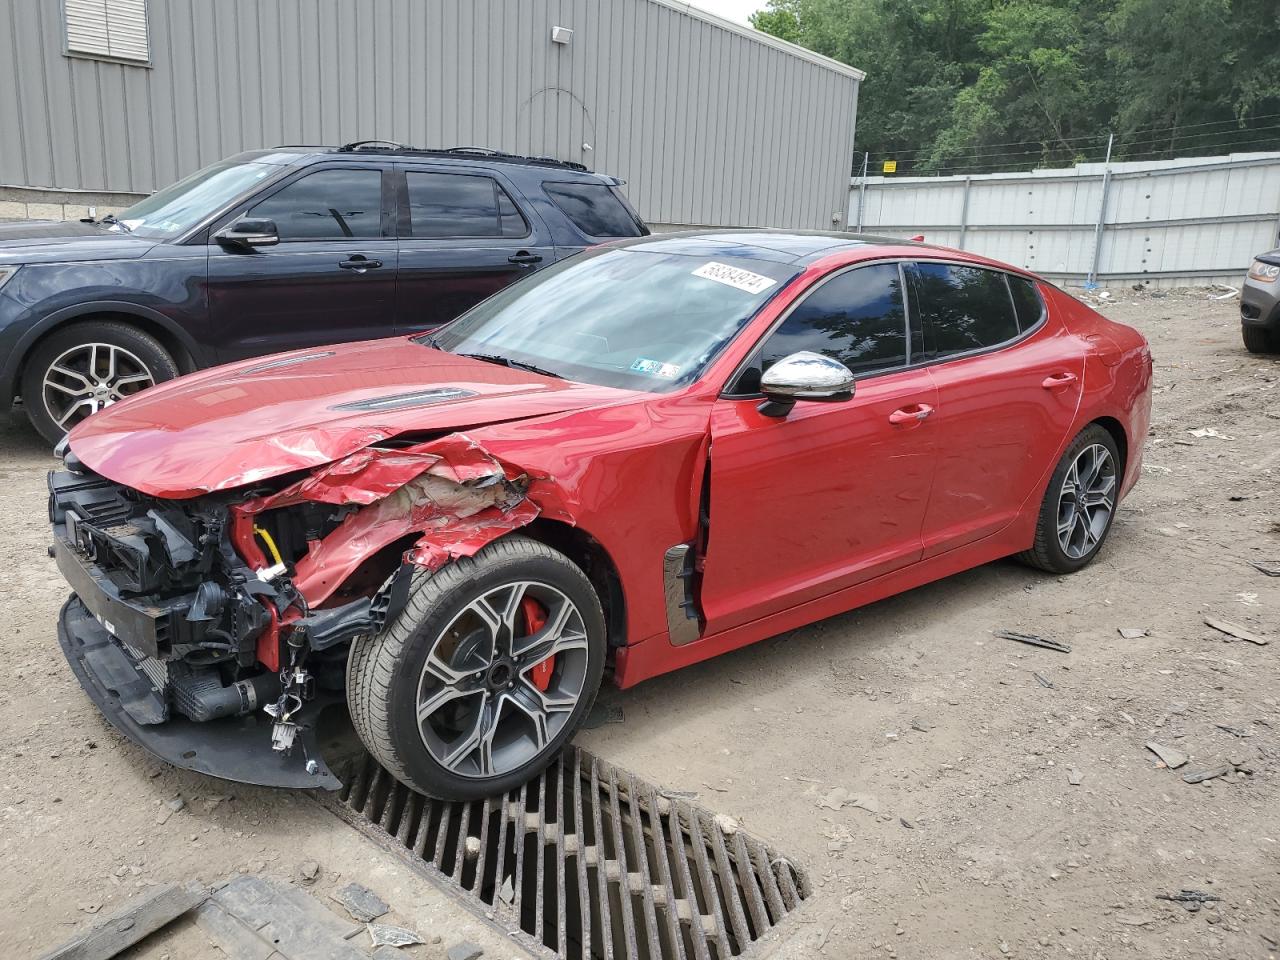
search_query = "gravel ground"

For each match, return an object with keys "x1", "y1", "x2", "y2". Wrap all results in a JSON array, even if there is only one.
[{"x1": 1, "y1": 290, "x2": 1277, "y2": 959}]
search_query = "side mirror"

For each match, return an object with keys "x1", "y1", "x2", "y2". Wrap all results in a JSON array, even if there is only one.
[
  {"x1": 758, "y1": 350, "x2": 855, "y2": 417},
  {"x1": 214, "y1": 217, "x2": 279, "y2": 250}
]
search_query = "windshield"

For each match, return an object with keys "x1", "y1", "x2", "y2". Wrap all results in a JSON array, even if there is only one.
[
  {"x1": 426, "y1": 247, "x2": 799, "y2": 392},
  {"x1": 112, "y1": 160, "x2": 279, "y2": 239}
]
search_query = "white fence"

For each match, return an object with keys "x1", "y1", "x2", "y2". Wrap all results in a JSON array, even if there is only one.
[{"x1": 848, "y1": 152, "x2": 1280, "y2": 288}]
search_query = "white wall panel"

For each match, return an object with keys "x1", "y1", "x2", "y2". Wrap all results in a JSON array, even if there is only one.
[{"x1": 851, "y1": 154, "x2": 1280, "y2": 284}]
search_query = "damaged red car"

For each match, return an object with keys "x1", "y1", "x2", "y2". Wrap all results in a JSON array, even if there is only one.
[{"x1": 50, "y1": 231, "x2": 1152, "y2": 800}]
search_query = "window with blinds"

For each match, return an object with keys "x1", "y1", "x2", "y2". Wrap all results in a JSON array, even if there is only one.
[{"x1": 64, "y1": 0, "x2": 150, "y2": 63}]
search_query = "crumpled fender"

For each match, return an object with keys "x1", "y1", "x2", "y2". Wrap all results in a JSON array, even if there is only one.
[{"x1": 234, "y1": 434, "x2": 541, "y2": 606}]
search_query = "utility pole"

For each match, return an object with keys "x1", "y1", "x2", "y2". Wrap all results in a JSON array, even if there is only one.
[
  {"x1": 1087, "y1": 132, "x2": 1115, "y2": 289},
  {"x1": 856, "y1": 152, "x2": 869, "y2": 232}
]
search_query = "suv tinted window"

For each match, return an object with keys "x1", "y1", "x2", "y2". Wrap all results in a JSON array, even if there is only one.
[
  {"x1": 911, "y1": 262, "x2": 1019, "y2": 359},
  {"x1": 1008, "y1": 275, "x2": 1044, "y2": 330},
  {"x1": 543, "y1": 182, "x2": 643, "y2": 238},
  {"x1": 406, "y1": 172, "x2": 527, "y2": 239},
  {"x1": 250, "y1": 169, "x2": 383, "y2": 240},
  {"x1": 732, "y1": 263, "x2": 907, "y2": 393}
]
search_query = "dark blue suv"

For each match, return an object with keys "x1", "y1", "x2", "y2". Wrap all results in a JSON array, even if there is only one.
[{"x1": 0, "y1": 143, "x2": 647, "y2": 443}]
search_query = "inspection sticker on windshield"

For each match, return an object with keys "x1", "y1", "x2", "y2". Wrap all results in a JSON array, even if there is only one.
[
  {"x1": 692, "y1": 261, "x2": 777, "y2": 294},
  {"x1": 631, "y1": 358, "x2": 681, "y2": 379}
]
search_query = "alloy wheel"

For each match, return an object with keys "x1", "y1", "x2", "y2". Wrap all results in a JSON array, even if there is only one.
[
  {"x1": 416, "y1": 581, "x2": 590, "y2": 779},
  {"x1": 1056, "y1": 443, "x2": 1116, "y2": 560},
  {"x1": 41, "y1": 343, "x2": 155, "y2": 431}
]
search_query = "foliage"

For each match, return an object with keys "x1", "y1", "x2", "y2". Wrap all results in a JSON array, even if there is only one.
[{"x1": 750, "y1": 0, "x2": 1280, "y2": 173}]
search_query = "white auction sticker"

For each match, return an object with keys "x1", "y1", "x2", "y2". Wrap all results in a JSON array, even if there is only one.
[
  {"x1": 630, "y1": 357, "x2": 681, "y2": 379},
  {"x1": 691, "y1": 261, "x2": 777, "y2": 294}
]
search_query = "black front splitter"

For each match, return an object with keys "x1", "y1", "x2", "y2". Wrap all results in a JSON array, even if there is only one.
[{"x1": 58, "y1": 596, "x2": 343, "y2": 791}]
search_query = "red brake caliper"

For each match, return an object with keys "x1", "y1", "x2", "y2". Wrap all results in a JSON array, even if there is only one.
[{"x1": 521, "y1": 596, "x2": 554, "y2": 692}]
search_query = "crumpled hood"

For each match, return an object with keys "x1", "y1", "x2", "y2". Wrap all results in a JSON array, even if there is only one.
[{"x1": 67, "y1": 336, "x2": 634, "y2": 498}]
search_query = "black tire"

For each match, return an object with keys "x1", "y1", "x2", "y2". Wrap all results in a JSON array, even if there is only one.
[
  {"x1": 1018, "y1": 424, "x2": 1122, "y2": 574},
  {"x1": 347, "y1": 536, "x2": 606, "y2": 801},
  {"x1": 21, "y1": 320, "x2": 178, "y2": 445},
  {"x1": 1242, "y1": 325, "x2": 1278, "y2": 354}
]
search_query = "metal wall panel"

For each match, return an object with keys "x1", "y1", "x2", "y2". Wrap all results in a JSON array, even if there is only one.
[
  {"x1": 851, "y1": 154, "x2": 1280, "y2": 285},
  {"x1": 0, "y1": 0, "x2": 861, "y2": 229}
]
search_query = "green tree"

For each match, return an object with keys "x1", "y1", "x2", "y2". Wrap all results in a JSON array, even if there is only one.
[
  {"x1": 751, "y1": 0, "x2": 1280, "y2": 172},
  {"x1": 937, "y1": 0, "x2": 1114, "y2": 170}
]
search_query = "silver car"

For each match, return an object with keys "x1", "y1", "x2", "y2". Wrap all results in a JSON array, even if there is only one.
[{"x1": 1241, "y1": 250, "x2": 1280, "y2": 353}]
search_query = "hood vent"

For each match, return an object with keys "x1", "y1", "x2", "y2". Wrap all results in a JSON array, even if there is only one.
[
  {"x1": 242, "y1": 351, "x2": 336, "y2": 374},
  {"x1": 331, "y1": 387, "x2": 476, "y2": 413}
]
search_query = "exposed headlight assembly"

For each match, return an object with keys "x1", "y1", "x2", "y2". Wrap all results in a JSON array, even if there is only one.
[
  {"x1": 1248, "y1": 260, "x2": 1280, "y2": 283},
  {"x1": 0, "y1": 265, "x2": 19, "y2": 291}
]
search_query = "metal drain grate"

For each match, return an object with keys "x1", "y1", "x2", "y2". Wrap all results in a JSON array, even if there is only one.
[{"x1": 321, "y1": 746, "x2": 809, "y2": 959}]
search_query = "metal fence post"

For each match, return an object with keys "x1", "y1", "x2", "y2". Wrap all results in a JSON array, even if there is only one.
[
  {"x1": 856, "y1": 152, "x2": 869, "y2": 232},
  {"x1": 1087, "y1": 133, "x2": 1115, "y2": 288},
  {"x1": 958, "y1": 176, "x2": 972, "y2": 250}
]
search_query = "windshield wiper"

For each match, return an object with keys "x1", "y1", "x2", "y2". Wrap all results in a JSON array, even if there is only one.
[
  {"x1": 99, "y1": 213, "x2": 131, "y2": 232},
  {"x1": 458, "y1": 352, "x2": 565, "y2": 380}
]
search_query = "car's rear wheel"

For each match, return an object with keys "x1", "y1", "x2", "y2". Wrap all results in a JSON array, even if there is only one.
[
  {"x1": 347, "y1": 536, "x2": 606, "y2": 801},
  {"x1": 1242, "y1": 324, "x2": 1278, "y2": 354},
  {"x1": 21, "y1": 321, "x2": 178, "y2": 445},
  {"x1": 1018, "y1": 424, "x2": 1121, "y2": 574}
]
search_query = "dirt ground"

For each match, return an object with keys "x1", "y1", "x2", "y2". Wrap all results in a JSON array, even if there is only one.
[{"x1": 1, "y1": 290, "x2": 1277, "y2": 960}]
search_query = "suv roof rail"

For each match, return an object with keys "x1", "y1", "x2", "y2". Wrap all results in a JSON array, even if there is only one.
[
  {"x1": 337, "y1": 139, "x2": 406, "y2": 152},
  {"x1": 325, "y1": 140, "x2": 589, "y2": 172}
]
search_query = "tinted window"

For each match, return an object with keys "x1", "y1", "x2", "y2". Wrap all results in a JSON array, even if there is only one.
[
  {"x1": 1008, "y1": 275, "x2": 1044, "y2": 330},
  {"x1": 250, "y1": 169, "x2": 383, "y2": 240},
  {"x1": 912, "y1": 263, "x2": 1019, "y2": 359},
  {"x1": 757, "y1": 263, "x2": 908, "y2": 379},
  {"x1": 406, "y1": 172, "x2": 527, "y2": 239},
  {"x1": 544, "y1": 182, "x2": 643, "y2": 238}
]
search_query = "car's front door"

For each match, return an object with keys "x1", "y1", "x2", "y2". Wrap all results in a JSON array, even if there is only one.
[
  {"x1": 907, "y1": 262, "x2": 1085, "y2": 557},
  {"x1": 699, "y1": 262, "x2": 940, "y2": 635},
  {"x1": 392, "y1": 166, "x2": 556, "y2": 335},
  {"x1": 207, "y1": 165, "x2": 398, "y2": 361}
]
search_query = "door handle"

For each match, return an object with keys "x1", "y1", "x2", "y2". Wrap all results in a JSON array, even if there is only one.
[
  {"x1": 339, "y1": 255, "x2": 382, "y2": 271},
  {"x1": 1041, "y1": 372, "x2": 1078, "y2": 388},
  {"x1": 508, "y1": 251, "x2": 544, "y2": 266},
  {"x1": 889, "y1": 403, "x2": 934, "y2": 425}
]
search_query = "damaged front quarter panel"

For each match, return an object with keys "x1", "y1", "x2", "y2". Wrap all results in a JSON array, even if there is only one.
[{"x1": 236, "y1": 433, "x2": 543, "y2": 608}]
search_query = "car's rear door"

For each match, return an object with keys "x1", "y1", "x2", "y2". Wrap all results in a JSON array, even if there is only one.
[
  {"x1": 392, "y1": 165, "x2": 555, "y2": 335},
  {"x1": 699, "y1": 262, "x2": 939, "y2": 634},
  {"x1": 907, "y1": 262, "x2": 1085, "y2": 557},
  {"x1": 207, "y1": 164, "x2": 399, "y2": 361}
]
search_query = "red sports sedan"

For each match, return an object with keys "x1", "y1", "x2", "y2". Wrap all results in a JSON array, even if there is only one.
[{"x1": 50, "y1": 231, "x2": 1152, "y2": 800}]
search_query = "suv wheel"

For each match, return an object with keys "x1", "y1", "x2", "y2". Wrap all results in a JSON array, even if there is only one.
[
  {"x1": 347, "y1": 537, "x2": 606, "y2": 801},
  {"x1": 1242, "y1": 325, "x2": 1278, "y2": 354},
  {"x1": 22, "y1": 321, "x2": 178, "y2": 445},
  {"x1": 1018, "y1": 424, "x2": 1121, "y2": 574}
]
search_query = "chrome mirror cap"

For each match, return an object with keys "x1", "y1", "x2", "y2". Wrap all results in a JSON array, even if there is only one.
[{"x1": 760, "y1": 351, "x2": 856, "y2": 401}]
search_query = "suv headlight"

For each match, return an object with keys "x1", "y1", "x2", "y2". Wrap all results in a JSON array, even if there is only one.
[
  {"x1": 1248, "y1": 260, "x2": 1280, "y2": 283},
  {"x1": 0, "y1": 265, "x2": 19, "y2": 291}
]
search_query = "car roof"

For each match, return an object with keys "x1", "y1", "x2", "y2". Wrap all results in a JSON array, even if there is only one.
[
  {"x1": 607, "y1": 229, "x2": 1027, "y2": 272},
  {"x1": 228, "y1": 143, "x2": 613, "y2": 181}
]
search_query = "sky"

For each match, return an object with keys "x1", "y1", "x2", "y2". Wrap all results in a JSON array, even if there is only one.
[{"x1": 687, "y1": 0, "x2": 763, "y2": 26}]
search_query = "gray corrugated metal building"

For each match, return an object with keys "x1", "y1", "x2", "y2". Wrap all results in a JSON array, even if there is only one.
[{"x1": 0, "y1": 0, "x2": 863, "y2": 230}]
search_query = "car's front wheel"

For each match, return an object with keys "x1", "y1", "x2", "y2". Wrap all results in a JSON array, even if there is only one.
[
  {"x1": 1242, "y1": 324, "x2": 1278, "y2": 354},
  {"x1": 347, "y1": 537, "x2": 606, "y2": 801},
  {"x1": 21, "y1": 321, "x2": 178, "y2": 444},
  {"x1": 1018, "y1": 424, "x2": 1121, "y2": 574}
]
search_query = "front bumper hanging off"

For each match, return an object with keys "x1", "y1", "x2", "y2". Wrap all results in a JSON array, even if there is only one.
[{"x1": 58, "y1": 596, "x2": 343, "y2": 791}]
